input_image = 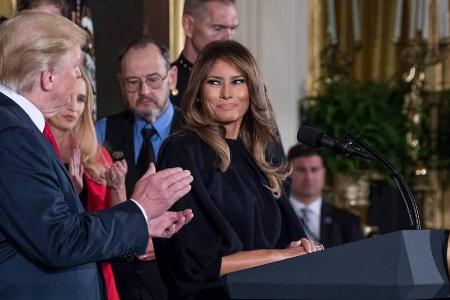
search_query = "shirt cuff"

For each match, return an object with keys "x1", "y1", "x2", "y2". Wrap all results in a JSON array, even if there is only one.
[{"x1": 130, "y1": 198, "x2": 148, "y2": 222}]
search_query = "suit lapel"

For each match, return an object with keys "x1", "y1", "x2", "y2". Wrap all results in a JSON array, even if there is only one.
[{"x1": 320, "y1": 201, "x2": 333, "y2": 246}]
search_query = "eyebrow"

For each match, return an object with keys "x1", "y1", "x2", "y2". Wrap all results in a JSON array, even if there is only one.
[
  {"x1": 125, "y1": 72, "x2": 163, "y2": 79},
  {"x1": 211, "y1": 23, "x2": 238, "y2": 28},
  {"x1": 207, "y1": 75, "x2": 244, "y2": 80}
]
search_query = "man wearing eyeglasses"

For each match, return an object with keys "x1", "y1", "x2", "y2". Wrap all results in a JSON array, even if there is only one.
[{"x1": 95, "y1": 38, "x2": 182, "y2": 300}]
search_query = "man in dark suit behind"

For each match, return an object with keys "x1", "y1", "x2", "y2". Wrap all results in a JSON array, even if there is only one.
[
  {"x1": 287, "y1": 144, "x2": 363, "y2": 248},
  {"x1": 0, "y1": 11, "x2": 193, "y2": 300},
  {"x1": 95, "y1": 38, "x2": 183, "y2": 300}
]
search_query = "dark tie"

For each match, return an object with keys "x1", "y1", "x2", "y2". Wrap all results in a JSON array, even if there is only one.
[
  {"x1": 137, "y1": 127, "x2": 157, "y2": 176},
  {"x1": 43, "y1": 122, "x2": 62, "y2": 159}
]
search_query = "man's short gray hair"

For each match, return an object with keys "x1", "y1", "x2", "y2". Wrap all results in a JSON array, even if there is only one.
[{"x1": 0, "y1": 11, "x2": 87, "y2": 92}]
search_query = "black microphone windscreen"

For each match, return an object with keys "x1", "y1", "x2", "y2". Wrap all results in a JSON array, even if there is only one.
[{"x1": 297, "y1": 126, "x2": 324, "y2": 147}]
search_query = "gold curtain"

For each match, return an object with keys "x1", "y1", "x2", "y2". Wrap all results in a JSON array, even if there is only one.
[
  {"x1": 308, "y1": 0, "x2": 450, "y2": 229},
  {"x1": 0, "y1": 0, "x2": 16, "y2": 17},
  {"x1": 308, "y1": 0, "x2": 401, "y2": 95},
  {"x1": 169, "y1": 0, "x2": 185, "y2": 62}
]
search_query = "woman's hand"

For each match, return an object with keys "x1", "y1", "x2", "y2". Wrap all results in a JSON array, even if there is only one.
[
  {"x1": 68, "y1": 145, "x2": 84, "y2": 195},
  {"x1": 137, "y1": 238, "x2": 156, "y2": 262},
  {"x1": 286, "y1": 238, "x2": 324, "y2": 254},
  {"x1": 273, "y1": 238, "x2": 325, "y2": 261},
  {"x1": 106, "y1": 159, "x2": 127, "y2": 205},
  {"x1": 220, "y1": 239, "x2": 324, "y2": 276}
]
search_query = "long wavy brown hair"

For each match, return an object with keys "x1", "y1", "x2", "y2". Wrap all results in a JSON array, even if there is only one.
[{"x1": 181, "y1": 40, "x2": 289, "y2": 198}]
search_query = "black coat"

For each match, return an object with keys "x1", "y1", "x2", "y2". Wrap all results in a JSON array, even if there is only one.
[
  {"x1": 320, "y1": 201, "x2": 363, "y2": 248},
  {"x1": 154, "y1": 130, "x2": 306, "y2": 299}
]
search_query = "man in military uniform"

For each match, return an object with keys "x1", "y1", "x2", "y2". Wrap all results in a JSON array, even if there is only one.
[{"x1": 171, "y1": 0, "x2": 238, "y2": 107}]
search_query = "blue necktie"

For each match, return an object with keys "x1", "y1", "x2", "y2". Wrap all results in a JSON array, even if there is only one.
[{"x1": 300, "y1": 207, "x2": 319, "y2": 243}]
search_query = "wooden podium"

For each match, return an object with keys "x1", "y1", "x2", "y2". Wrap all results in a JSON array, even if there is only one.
[{"x1": 226, "y1": 230, "x2": 450, "y2": 299}]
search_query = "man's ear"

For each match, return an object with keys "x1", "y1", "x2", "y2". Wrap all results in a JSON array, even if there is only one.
[
  {"x1": 182, "y1": 15, "x2": 194, "y2": 38},
  {"x1": 168, "y1": 66, "x2": 178, "y2": 90},
  {"x1": 41, "y1": 70, "x2": 54, "y2": 91}
]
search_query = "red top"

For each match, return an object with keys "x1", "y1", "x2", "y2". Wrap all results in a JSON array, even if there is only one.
[
  {"x1": 43, "y1": 122, "x2": 62, "y2": 159},
  {"x1": 83, "y1": 147, "x2": 120, "y2": 300}
]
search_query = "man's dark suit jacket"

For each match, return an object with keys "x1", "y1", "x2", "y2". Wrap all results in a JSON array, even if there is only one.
[
  {"x1": 103, "y1": 107, "x2": 183, "y2": 300},
  {"x1": 0, "y1": 92, "x2": 148, "y2": 300},
  {"x1": 320, "y1": 201, "x2": 363, "y2": 248}
]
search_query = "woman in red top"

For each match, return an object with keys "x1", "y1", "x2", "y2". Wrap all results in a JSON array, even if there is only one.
[{"x1": 48, "y1": 68, "x2": 126, "y2": 300}]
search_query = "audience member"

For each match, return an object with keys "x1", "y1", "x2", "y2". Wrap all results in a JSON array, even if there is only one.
[
  {"x1": 47, "y1": 68, "x2": 125, "y2": 299},
  {"x1": 95, "y1": 38, "x2": 182, "y2": 300},
  {"x1": 171, "y1": 0, "x2": 238, "y2": 107},
  {"x1": 0, "y1": 11, "x2": 193, "y2": 300},
  {"x1": 288, "y1": 144, "x2": 363, "y2": 248},
  {"x1": 154, "y1": 40, "x2": 322, "y2": 299}
]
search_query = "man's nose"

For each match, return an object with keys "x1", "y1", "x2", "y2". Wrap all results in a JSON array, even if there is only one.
[
  {"x1": 221, "y1": 28, "x2": 234, "y2": 40},
  {"x1": 139, "y1": 79, "x2": 151, "y2": 95}
]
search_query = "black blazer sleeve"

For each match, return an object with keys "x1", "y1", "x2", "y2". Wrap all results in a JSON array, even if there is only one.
[{"x1": 154, "y1": 133, "x2": 226, "y2": 297}]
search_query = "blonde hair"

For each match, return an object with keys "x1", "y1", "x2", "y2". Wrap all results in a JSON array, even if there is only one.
[
  {"x1": 72, "y1": 68, "x2": 109, "y2": 184},
  {"x1": 182, "y1": 40, "x2": 289, "y2": 198},
  {"x1": 0, "y1": 10, "x2": 87, "y2": 92}
]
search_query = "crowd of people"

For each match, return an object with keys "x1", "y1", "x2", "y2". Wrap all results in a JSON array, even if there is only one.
[{"x1": 0, "y1": 0, "x2": 363, "y2": 300}]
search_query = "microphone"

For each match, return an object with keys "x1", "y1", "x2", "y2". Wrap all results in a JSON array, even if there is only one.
[{"x1": 297, "y1": 126, "x2": 372, "y2": 160}]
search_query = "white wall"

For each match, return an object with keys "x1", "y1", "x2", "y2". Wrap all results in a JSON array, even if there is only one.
[{"x1": 235, "y1": 0, "x2": 309, "y2": 153}]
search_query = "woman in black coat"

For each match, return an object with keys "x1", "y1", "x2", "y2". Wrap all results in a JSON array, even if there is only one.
[{"x1": 155, "y1": 40, "x2": 323, "y2": 300}]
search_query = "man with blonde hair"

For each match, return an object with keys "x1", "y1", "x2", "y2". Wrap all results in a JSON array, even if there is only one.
[{"x1": 0, "y1": 11, "x2": 193, "y2": 300}]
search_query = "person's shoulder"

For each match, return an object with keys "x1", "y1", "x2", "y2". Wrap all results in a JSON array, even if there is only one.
[
  {"x1": 158, "y1": 129, "x2": 214, "y2": 171},
  {"x1": 160, "y1": 129, "x2": 215, "y2": 162},
  {"x1": 104, "y1": 110, "x2": 134, "y2": 122},
  {"x1": 164, "y1": 129, "x2": 203, "y2": 148},
  {"x1": 325, "y1": 201, "x2": 361, "y2": 224},
  {"x1": 0, "y1": 101, "x2": 32, "y2": 133}
]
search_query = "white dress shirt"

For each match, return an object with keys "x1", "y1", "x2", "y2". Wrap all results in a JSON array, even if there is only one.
[{"x1": 0, "y1": 84, "x2": 45, "y2": 132}]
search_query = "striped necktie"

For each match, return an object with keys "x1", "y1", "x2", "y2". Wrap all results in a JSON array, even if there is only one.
[{"x1": 300, "y1": 207, "x2": 319, "y2": 243}]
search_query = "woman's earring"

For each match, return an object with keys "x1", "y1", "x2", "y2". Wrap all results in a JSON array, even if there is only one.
[{"x1": 171, "y1": 88, "x2": 179, "y2": 96}]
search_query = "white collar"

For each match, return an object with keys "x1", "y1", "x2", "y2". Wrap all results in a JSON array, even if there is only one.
[
  {"x1": 0, "y1": 84, "x2": 45, "y2": 132},
  {"x1": 289, "y1": 195, "x2": 322, "y2": 216}
]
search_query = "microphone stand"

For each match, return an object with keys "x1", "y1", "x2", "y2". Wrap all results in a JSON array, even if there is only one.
[{"x1": 345, "y1": 130, "x2": 421, "y2": 230}]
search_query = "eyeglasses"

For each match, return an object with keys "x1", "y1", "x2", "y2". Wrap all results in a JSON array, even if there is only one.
[{"x1": 124, "y1": 71, "x2": 168, "y2": 92}]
